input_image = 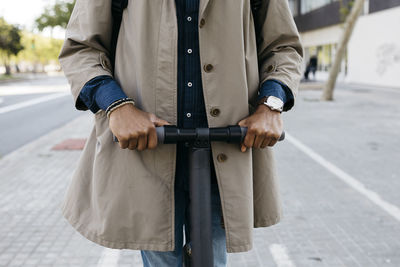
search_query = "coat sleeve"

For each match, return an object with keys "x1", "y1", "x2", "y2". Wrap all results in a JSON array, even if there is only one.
[
  {"x1": 58, "y1": 0, "x2": 115, "y2": 111},
  {"x1": 252, "y1": 0, "x2": 304, "y2": 110}
]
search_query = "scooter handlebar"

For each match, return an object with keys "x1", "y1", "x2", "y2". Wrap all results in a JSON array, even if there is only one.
[{"x1": 114, "y1": 125, "x2": 285, "y2": 144}]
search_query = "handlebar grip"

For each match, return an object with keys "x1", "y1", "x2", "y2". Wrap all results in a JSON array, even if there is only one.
[
  {"x1": 113, "y1": 126, "x2": 285, "y2": 143},
  {"x1": 279, "y1": 131, "x2": 285, "y2": 141},
  {"x1": 156, "y1": 126, "x2": 165, "y2": 144}
]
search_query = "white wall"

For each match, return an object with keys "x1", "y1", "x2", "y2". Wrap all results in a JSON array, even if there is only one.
[
  {"x1": 346, "y1": 6, "x2": 400, "y2": 88},
  {"x1": 300, "y1": 24, "x2": 342, "y2": 47}
]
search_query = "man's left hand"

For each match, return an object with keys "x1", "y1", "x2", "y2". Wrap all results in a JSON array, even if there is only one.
[{"x1": 237, "y1": 104, "x2": 283, "y2": 152}]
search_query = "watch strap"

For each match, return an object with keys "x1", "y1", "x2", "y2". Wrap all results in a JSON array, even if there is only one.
[
  {"x1": 256, "y1": 96, "x2": 268, "y2": 106},
  {"x1": 257, "y1": 95, "x2": 283, "y2": 113}
]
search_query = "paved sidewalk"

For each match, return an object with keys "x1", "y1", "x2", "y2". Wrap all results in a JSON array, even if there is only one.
[{"x1": 0, "y1": 113, "x2": 111, "y2": 266}]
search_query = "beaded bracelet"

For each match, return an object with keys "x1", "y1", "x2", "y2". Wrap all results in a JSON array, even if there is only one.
[
  {"x1": 106, "y1": 97, "x2": 134, "y2": 112},
  {"x1": 106, "y1": 98, "x2": 135, "y2": 118},
  {"x1": 105, "y1": 97, "x2": 135, "y2": 113},
  {"x1": 106, "y1": 100, "x2": 135, "y2": 118}
]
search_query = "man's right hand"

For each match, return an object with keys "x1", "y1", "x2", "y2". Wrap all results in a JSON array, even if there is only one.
[{"x1": 108, "y1": 104, "x2": 171, "y2": 150}]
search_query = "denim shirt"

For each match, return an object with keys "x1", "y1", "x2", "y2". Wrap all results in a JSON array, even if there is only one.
[{"x1": 78, "y1": 76, "x2": 293, "y2": 114}]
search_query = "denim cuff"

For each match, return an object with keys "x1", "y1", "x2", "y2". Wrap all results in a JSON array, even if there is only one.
[
  {"x1": 79, "y1": 75, "x2": 128, "y2": 113},
  {"x1": 257, "y1": 79, "x2": 294, "y2": 111}
]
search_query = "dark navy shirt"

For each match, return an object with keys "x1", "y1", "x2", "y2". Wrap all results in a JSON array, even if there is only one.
[{"x1": 176, "y1": 0, "x2": 207, "y2": 128}]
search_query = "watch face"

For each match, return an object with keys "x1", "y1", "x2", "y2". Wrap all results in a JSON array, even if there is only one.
[{"x1": 266, "y1": 96, "x2": 284, "y2": 110}]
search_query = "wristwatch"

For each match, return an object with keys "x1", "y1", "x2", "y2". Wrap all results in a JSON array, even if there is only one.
[{"x1": 257, "y1": 96, "x2": 284, "y2": 113}]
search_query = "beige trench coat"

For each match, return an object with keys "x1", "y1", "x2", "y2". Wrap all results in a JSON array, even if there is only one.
[{"x1": 58, "y1": 0, "x2": 303, "y2": 253}]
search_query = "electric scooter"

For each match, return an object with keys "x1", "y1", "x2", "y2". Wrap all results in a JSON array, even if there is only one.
[{"x1": 114, "y1": 125, "x2": 284, "y2": 267}]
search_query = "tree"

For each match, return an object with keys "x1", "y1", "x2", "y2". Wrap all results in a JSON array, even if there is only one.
[
  {"x1": 0, "y1": 17, "x2": 24, "y2": 75},
  {"x1": 35, "y1": 0, "x2": 76, "y2": 36},
  {"x1": 321, "y1": 0, "x2": 365, "y2": 101},
  {"x1": 16, "y1": 31, "x2": 64, "y2": 69}
]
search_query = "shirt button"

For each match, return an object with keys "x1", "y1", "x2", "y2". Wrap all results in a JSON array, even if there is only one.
[
  {"x1": 186, "y1": 113, "x2": 192, "y2": 118},
  {"x1": 187, "y1": 16, "x2": 192, "y2": 21},
  {"x1": 187, "y1": 82, "x2": 193, "y2": 87},
  {"x1": 187, "y1": 48, "x2": 192, "y2": 54}
]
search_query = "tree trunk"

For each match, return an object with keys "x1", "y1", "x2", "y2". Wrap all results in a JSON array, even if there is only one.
[
  {"x1": 321, "y1": 0, "x2": 365, "y2": 101},
  {"x1": 4, "y1": 55, "x2": 11, "y2": 75},
  {"x1": 5, "y1": 64, "x2": 11, "y2": 75}
]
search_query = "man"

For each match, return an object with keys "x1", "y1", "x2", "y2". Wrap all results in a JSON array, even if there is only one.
[
  {"x1": 304, "y1": 55, "x2": 318, "y2": 80},
  {"x1": 58, "y1": 0, "x2": 303, "y2": 266}
]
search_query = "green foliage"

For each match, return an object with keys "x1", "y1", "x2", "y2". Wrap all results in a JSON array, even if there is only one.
[
  {"x1": 340, "y1": 0, "x2": 355, "y2": 22},
  {"x1": 15, "y1": 31, "x2": 64, "y2": 64},
  {"x1": 0, "y1": 17, "x2": 24, "y2": 74},
  {"x1": 35, "y1": 0, "x2": 76, "y2": 32},
  {"x1": 0, "y1": 16, "x2": 63, "y2": 74},
  {"x1": 0, "y1": 17, "x2": 24, "y2": 57}
]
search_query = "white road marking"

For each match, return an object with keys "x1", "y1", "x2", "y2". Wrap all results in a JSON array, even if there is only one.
[
  {"x1": 0, "y1": 80, "x2": 69, "y2": 96},
  {"x1": 0, "y1": 93, "x2": 68, "y2": 114},
  {"x1": 97, "y1": 248, "x2": 121, "y2": 267},
  {"x1": 286, "y1": 132, "x2": 400, "y2": 222},
  {"x1": 269, "y1": 243, "x2": 296, "y2": 267}
]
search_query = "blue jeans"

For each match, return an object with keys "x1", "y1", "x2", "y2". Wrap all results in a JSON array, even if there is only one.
[{"x1": 141, "y1": 144, "x2": 227, "y2": 267}]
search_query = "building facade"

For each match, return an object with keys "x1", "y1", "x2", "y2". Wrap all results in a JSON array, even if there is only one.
[{"x1": 289, "y1": 0, "x2": 400, "y2": 87}]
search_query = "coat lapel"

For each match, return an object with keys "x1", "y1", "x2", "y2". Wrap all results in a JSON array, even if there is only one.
[{"x1": 199, "y1": 0, "x2": 211, "y2": 18}]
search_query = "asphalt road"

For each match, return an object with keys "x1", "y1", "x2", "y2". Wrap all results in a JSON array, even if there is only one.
[{"x1": 0, "y1": 75, "x2": 82, "y2": 157}]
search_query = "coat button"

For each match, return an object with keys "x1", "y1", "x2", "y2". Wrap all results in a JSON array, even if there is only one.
[
  {"x1": 199, "y1": 18, "x2": 206, "y2": 28},
  {"x1": 204, "y1": 64, "x2": 213, "y2": 72},
  {"x1": 210, "y1": 107, "x2": 220, "y2": 117},
  {"x1": 266, "y1": 64, "x2": 275, "y2": 73},
  {"x1": 101, "y1": 59, "x2": 109, "y2": 70},
  {"x1": 217, "y1": 153, "x2": 227, "y2": 163}
]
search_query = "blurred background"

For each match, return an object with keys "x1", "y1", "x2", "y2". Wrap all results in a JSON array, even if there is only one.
[
  {"x1": 0, "y1": 0, "x2": 399, "y2": 266},
  {"x1": 290, "y1": 0, "x2": 400, "y2": 87}
]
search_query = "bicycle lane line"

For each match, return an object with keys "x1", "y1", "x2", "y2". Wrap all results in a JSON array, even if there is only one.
[
  {"x1": 97, "y1": 248, "x2": 121, "y2": 267},
  {"x1": 0, "y1": 92, "x2": 69, "y2": 114},
  {"x1": 269, "y1": 243, "x2": 296, "y2": 267},
  {"x1": 285, "y1": 132, "x2": 400, "y2": 222}
]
